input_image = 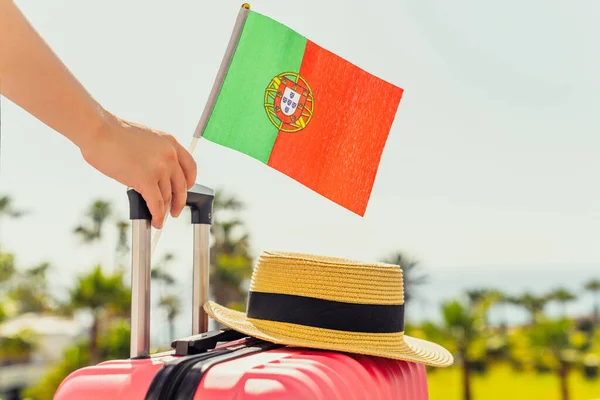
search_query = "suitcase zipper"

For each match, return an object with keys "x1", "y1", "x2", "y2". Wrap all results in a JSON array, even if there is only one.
[
  {"x1": 145, "y1": 338, "x2": 280, "y2": 400},
  {"x1": 172, "y1": 340, "x2": 282, "y2": 400},
  {"x1": 144, "y1": 348, "x2": 231, "y2": 400}
]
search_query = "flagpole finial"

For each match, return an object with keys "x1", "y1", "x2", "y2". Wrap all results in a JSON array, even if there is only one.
[{"x1": 242, "y1": 3, "x2": 250, "y2": 9}]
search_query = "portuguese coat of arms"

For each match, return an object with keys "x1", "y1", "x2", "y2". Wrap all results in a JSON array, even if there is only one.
[{"x1": 264, "y1": 72, "x2": 314, "y2": 132}]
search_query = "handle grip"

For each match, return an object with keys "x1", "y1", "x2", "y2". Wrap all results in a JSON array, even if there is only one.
[
  {"x1": 127, "y1": 183, "x2": 215, "y2": 224},
  {"x1": 127, "y1": 183, "x2": 215, "y2": 358}
]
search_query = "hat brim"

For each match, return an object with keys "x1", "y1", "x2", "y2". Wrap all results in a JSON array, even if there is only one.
[{"x1": 204, "y1": 301, "x2": 453, "y2": 368}]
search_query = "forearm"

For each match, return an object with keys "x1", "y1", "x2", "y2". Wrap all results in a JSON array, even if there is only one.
[{"x1": 0, "y1": 0, "x2": 107, "y2": 149}]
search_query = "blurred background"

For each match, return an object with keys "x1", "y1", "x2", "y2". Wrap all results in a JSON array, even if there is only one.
[{"x1": 0, "y1": 1, "x2": 599, "y2": 399}]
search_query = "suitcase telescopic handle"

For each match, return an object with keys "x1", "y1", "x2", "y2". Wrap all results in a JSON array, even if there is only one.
[{"x1": 127, "y1": 184, "x2": 215, "y2": 358}]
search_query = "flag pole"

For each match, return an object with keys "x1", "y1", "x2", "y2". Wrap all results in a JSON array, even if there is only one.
[{"x1": 151, "y1": 3, "x2": 251, "y2": 256}]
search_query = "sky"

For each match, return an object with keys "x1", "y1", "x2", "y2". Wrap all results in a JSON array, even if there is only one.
[{"x1": 1, "y1": 0, "x2": 599, "y2": 338}]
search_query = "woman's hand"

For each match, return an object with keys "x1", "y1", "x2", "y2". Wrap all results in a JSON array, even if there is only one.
[
  {"x1": 80, "y1": 114, "x2": 197, "y2": 229},
  {"x1": 1, "y1": 1, "x2": 196, "y2": 229}
]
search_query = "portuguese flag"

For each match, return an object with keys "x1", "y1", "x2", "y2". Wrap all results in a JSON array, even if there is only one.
[{"x1": 197, "y1": 5, "x2": 404, "y2": 216}]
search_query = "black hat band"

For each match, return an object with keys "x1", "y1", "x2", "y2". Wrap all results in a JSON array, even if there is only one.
[{"x1": 246, "y1": 291, "x2": 405, "y2": 334}]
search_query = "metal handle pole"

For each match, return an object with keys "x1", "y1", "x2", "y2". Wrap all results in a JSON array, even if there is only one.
[
  {"x1": 130, "y1": 219, "x2": 152, "y2": 358},
  {"x1": 192, "y1": 223, "x2": 210, "y2": 335}
]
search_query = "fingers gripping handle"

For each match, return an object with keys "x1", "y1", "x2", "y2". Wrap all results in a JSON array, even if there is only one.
[
  {"x1": 127, "y1": 183, "x2": 214, "y2": 224},
  {"x1": 127, "y1": 184, "x2": 215, "y2": 358}
]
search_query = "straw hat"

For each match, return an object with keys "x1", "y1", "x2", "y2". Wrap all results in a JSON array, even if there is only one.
[{"x1": 204, "y1": 251, "x2": 453, "y2": 367}]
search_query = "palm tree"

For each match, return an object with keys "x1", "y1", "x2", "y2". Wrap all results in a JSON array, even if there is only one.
[
  {"x1": 159, "y1": 295, "x2": 181, "y2": 341},
  {"x1": 151, "y1": 253, "x2": 175, "y2": 281},
  {"x1": 528, "y1": 318, "x2": 577, "y2": 400},
  {"x1": 73, "y1": 200, "x2": 112, "y2": 242},
  {"x1": 213, "y1": 190, "x2": 244, "y2": 212},
  {"x1": 466, "y1": 289, "x2": 489, "y2": 307},
  {"x1": 0, "y1": 195, "x2": 26, "y2": 219},
  {"x1": 69, "y1": 265, "x2": 130, "y2": 364},
  {"x1": 0, "y1": 195, "x2": 26, "y2": 244},
  {"x1": 584, "y1": 279, "x2": 600, "y2": 326},
  {"x1": 511, "y1": 292, "x2": 549, "y2": 325},
  {"x1": 115, "y1": 220, "x2": 130, "y2": 271},
  {"x1": 0, "y1": 252, "x2": 13, "y2": 321},
  {"x1": 75, "y1": 199, "x2": 133, "y2": 273},
  {"x1": 151, "y1": 252, "x2": 176, "y2": 299},
  {"x1": 7, "y1": 262, "x2": 54, "y2": 314},
  {"x1": 0, "y1": 329, "x2": 37, "y2": 364},
  {"x1": 210, "y1": 190, "x2": 253, "y2": 310},
  {"x1": 150, "y1": 252, "x2": 179, "y2": 342},
  {"x1": 212, "y1": 220, "x2": 247, "y2": 255},
  {"x1": 0, "y1": 249, "x2": 15, "y2": 284},
  {"x1": 151, "y1": 267, "x2": 176, "y2": 287},
  {"x1": 380, "y1": 252, "x2": 428, "y2": 305},
  {"x1": 442, "y1": 299, "x2": 478, "y2": 400},
  {"x1": 488, "y1": 290, "x2": 512, "y2": 330},
  {"x1": 548, "y1": 288, "x2": 577, "y2": 317},
  {"x1": 465, "y1": 288, "x2": 504, "y2": 329}
]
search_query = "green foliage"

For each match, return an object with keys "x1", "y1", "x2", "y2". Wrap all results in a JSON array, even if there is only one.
[
  {"x1": 213, "y1": 254, "x2": 253, "y2": 286},
  {"x1": 548, "y1": 288, "x2": 577, "y2": 304},
  {"x1": 420, "y1": 321, "x2": 450, "y2": 344},
  {"x1": 7, "y1": 262, "x2": 54, "y2": 314},
  {"x1": 584, "y1": 280, "x2": 600, "y2": 293},
  {"x1": 442, "y1": 300, "x2": 477, "y2": 345},
  {"x1": 22, "y1": 340, "x2": 90, "y2": 400},
  {"x1": 69, "y1": 265, "x2": 130, "y2": 313},
  {"x1": 0, "y1": 302, "x2": 6, "y2": 323},
  {"x1": 582, "y1": 353, "x2": 599, "y2": 380},
  {"x1": 4, "y1": 192, "x2": 599, "y2": 400},
  {"x1": 584, "y1": 279, "x2": 600, "y2": 327},
  {"x1": 0, "y1": 248, "x2": 55, "y2": 316},
  {"x1": 427, "y1": 364, "x2": 600, "y2": 400},
  {"x1": 148, "y1": 252, "x2": 181, "y2": 342},
  {"x1": 505, "y1": 322, "x2": 599, "y2": 375},
  {"x1": 210, "y1": 190, "x2": 253, "y2": 309},
  {"x1": 527, "y1": 318, "x2": 575, "y2": 362},
  {"x1": 507, "y1": 328, "x2": 533, "y2": 370},
  {"x1": 380, "y1": 252, "x2": 428, "y2": 304},
  {"x1": 73, "y1": 200, "x2": 112, "y2": 243},
  {"x1": 23, "y1": 322, "x2": 131, "y2": 399},
  {"x1": 510, "y1": 292, "x2": 550, "y2": 324},
  {"x1": 0, "y1": 195, "x2": 26, "y2": 219},
  {"x1": 7, "y1": 285, "x2": 49, "y2": 314},
  {"x1": 0, "y1": 250, "x2": 16, "y2": 283},
  {"x1": 151, "y1": 253, "x2": 176, "y2": 286},
  {"x1": 115, "y1": 220, "x2": 130, "y2": 265},
  {"x1": 98, "y1": 320, "x2": 131, "y2": 361},
  {"x1": 158, "y1": 295, "x2": 181, "y2": 321},
  {"x1": 158, "y1": 294, "x2": 181, "y2": 340},
  {"x1": 485, "y1": 333, "x2": 509, "y2": 362},
  {"x1": 67, "y1": 264, "x2": 130, "y2": 363},
  {"x1": 0, "y1": 329, "x2": 37, "y2": 362}
]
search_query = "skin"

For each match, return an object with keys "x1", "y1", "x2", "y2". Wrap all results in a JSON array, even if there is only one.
[{"x1": 0, "y1": 0, "x2": 197, "y2": 228}]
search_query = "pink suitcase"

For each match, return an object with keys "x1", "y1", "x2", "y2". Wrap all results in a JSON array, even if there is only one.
[{"x1": 54, "y1": 185, "x2": 429, "y2": 399}]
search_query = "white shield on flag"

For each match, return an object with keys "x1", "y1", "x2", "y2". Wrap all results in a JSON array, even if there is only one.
[
  {"x1": 281, "y1": 87, "x2": 300, "y2": 116},
  {"x1": 268, "y1": 73, "x2": 313, "y2": 130}
]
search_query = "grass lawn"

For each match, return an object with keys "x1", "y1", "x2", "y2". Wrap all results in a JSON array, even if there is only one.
[{"x1": 427, "y1": 365, "x2": 600, "y2": 400}]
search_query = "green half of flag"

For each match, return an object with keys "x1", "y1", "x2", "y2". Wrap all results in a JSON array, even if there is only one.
[{"x1": 202, "y1": 9, "x2": 403, "y2": 216}]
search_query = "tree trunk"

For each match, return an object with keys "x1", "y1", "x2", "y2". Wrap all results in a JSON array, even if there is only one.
[
  {"x1": 462, "y1": 351, "x2": 472, "y2": 400},
  {"x1": 169, "y1": 317, "x2": 175, "y2": 341},
  {"x1": 90, "y1": 312, "x2": 100, "y2": 364},
  {"x1": 559, "y1": 361, "x2": 570, "y2": 400},
  {"x1": 594, "y1": 297, "x2": 599, "y2": 327},
  {"x1": 529, "y1": 311, "x2": 536, "y2": 326},
  {"x1": 213, "y1": 283, "x2": 243, "y2": 309}
]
